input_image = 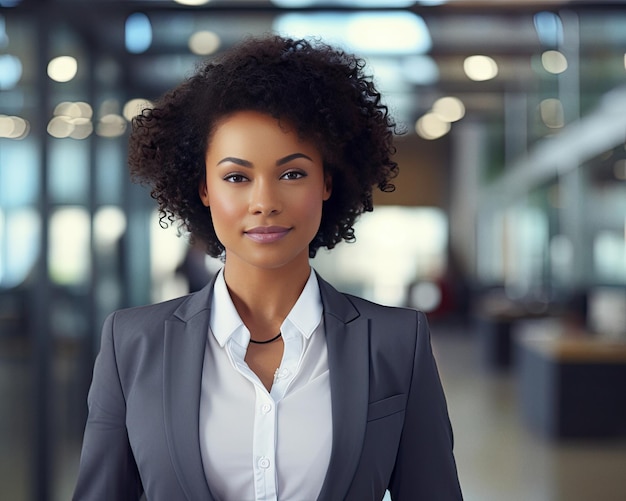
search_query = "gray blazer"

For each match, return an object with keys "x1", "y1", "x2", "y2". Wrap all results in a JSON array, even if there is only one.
[{"x1": 73, "y1": 274, "x2": 462, "y2": 500}]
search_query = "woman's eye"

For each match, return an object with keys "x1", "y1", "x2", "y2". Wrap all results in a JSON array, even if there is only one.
[
  {"x1": 282, "y1": 170, "x2": 306, "y2": 180},
  {"x1": 224, "y1": 174, "x2": 248, "y2": 183}
]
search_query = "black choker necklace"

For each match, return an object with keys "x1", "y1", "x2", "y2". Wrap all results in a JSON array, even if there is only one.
[{"x1": 249, "y1": 332, "x2": 282, "y2": 345}]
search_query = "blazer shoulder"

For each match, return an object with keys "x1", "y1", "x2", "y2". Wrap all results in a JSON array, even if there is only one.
[
  {"x1": 108, "y1": 294, "x2": 189, "y2": 325},
  {"x1": 343, "y1": 292, "x2": 424, "y2": 323},
  {"x1": 107, "y1": 274, "x2": 216, "y2": 331},
  {"x1": 104, "y1": 288, "x2": 211, "y2": 340}
]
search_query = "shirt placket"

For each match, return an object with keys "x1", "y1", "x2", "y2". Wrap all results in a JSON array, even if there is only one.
[
  {"x1": 227, "y1": 326, "x2": 305, "y2": 501},
  {"x1": 253, "y1": 329, "x2": 303, "y2": 501},
  {"x1": 253, "y1": 383, "x2": 277, "y2": 501}
]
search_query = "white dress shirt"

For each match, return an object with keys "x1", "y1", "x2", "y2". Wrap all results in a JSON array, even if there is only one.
[{"x1": 199, "y1": 268, "x2": 332, "y2": 501}]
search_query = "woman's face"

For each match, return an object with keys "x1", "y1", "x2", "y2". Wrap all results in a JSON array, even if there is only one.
[{"x1": 199, "y1": 110, "x2": 331, "y2": 273}]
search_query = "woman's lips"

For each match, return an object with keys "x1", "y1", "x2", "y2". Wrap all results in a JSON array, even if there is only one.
[{"x1": 244, "y1": 226, "x2": 291, "y2": 243}]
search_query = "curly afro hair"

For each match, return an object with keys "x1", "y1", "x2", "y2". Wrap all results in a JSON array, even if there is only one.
[{"x1": 129, "y1": 34, "x2": 398, "y2": 258}]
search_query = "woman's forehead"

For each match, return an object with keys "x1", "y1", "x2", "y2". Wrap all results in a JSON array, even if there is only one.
[{"x1": 206, "y1": 110, "x2": 323, "y2": 161}]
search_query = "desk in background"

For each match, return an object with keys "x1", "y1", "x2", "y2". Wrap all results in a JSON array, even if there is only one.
[{"x1": 516, "y1": 330, "x2": 626, "y2": 439}]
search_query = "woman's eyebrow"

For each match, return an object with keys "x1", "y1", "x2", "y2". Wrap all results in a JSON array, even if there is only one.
[
  {"x1": 216, "y1": 157, "x2": 252, "y2": 167},
  {"x1": 216, "y1": 153, "x2": 313, "y2": 167},
  {"x1": 276, "y1": 153, "x2": 313, "y2": 166}
]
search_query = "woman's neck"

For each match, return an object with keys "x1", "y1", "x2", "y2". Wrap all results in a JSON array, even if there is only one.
[{"x1": 222, "y1": 259, "x2": 311, "y2": 334}]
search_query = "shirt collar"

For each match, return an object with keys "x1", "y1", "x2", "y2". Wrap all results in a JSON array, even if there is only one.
[{"x1": 210, "y1": 268, "x2": 323, "y2": 348}]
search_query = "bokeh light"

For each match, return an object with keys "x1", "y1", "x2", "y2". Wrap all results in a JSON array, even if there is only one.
[
  {"x1": 97, "y1": 114, "x2": 127, "y2": 138},
  {"x1": 0, "y1": 115, "x2": 29, "y2": 139},
  {"x1": 432, "y1": 96, "x2": 465, "y2": 122},
  {"x1": 540, "y1": 98, "x2": 565, "y2": 128},
  {"x1": 463, "y1": 55, "x2": 498, "y2": 81},
  {"x1": 541, "y1": 50, "x2": 568, "y2": 74},
  {"x1": 122, "y1": 98, "x2": 153, "y2": 122},
  {"x1": 173, "y1": 0, "x2": 211, "y2": 5},
  {"x1": 416, "y1": 112, "x2": 451, "y2": 140},
  {"x1": 0, "y1": 54, "x2": 22, "y2": 89},
  {"x1": 48, "y1": 101, "x2": 93, "y2": 139},
  {"x1": 94, "y1": 206, "x2": 127, "y2": 247},
  {"x1": 188, "y1": 30, "x2": 221, "y2": 55},
  {"x1": 47, "y1": 56, "x2": 78, "y2": 83},
  {"x1": 125, "y1": 13, "x2": 152, "y2": 54}
]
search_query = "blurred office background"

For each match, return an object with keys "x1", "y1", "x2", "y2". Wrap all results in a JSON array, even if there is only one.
[{"x1": 1, "y1": 0, "x2": 626, "y2": 499}]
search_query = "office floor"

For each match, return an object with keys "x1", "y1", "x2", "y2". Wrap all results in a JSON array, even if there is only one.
[
  {"x1": 432, "y1": 321, "x2": 626, "y2": 501},
  {"x1": 2, "y1": 323, "x2": 626, "y2": 501}
]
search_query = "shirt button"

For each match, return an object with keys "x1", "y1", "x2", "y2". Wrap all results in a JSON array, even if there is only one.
[
  {"x1": 261, "y1": 403, "x2": 272, "y2": 414},
  {"x1": 258, "y1": 457, "x2": 270, "y2": 469}
]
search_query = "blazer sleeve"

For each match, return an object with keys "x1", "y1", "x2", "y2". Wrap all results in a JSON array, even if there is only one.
[
  {"x1": 388, "y1": 311, "x2": 463, "y2": 500},
  {"x1": 73, "y1": 312, "x2": 144, "y2": 501}
]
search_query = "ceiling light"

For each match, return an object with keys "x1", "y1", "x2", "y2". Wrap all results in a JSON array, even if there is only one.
[
  {"x1": 415, "y1": 112, "x2": 450, "y2": 140},
  {"x1": 0, "y1": 115, "x2": 29, "y2": 139},
  {"x1": 272, "y1": 0, "x2": 324, "y2": 5},
  {"x1": 97, "y1": 114, "x2": 127, "y2": 138},
  {"x1": 274, "y1": 11, "x2": 431, "y2": 55},
  {"x1": 68, "y1": 118, "x2": 94, "y2": 140},
  {"x1": 533, "y1": 11, "x2": 564, "y2": 48},
  {"x1": 348, "y1": 13, "x2": 431, "y2": 54},
  {"x1": 539, "y1": 98, "x2": 564, "y2": 129},
  {"x1": 47, "y1": 56, "x2": 78, "y2": 83},
  {"x1": 54, "y1": 101, "x2": 92, "y2": 119},
  {"x1": 125, "y1": 13, "x2": 152, "y2": 54},
  {"x1": 463, "y1": 55, "x2": 498, "y2": 82},
  {"x1": 173, "y1": 0, "x2": 211, "y2": 5},
  {"x1": 541, "y1": 50, "x2": 568, "y2": 74},
  {"x1": 47, "y1": 116, "x2": 75, "y2": 138},
  {"x1": 94, "y1": 207, "x2": 127, "y2": 247},
  {"x1": 188, "y1": 31, "x2": 221, "y2": 56},
  {"x1": 0, "y1": 115, "x2": 14, "y2": 136},
  {"x1": 432, "y1": 96, "x2": 465, "y2": 122},
  {"x1": 271, "y1": 0, "x2": 414, "y2": 6},
  {"x1": 0, "y1": 54, "x2": 22, "y2": 89},
  {"x1": 123, "y1": 98, "x2": 153, "y2": 122}
]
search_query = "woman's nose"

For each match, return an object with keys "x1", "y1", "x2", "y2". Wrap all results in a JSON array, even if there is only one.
[{"x1": 249, "y1": 179, "x2": 281, "y2": 215}]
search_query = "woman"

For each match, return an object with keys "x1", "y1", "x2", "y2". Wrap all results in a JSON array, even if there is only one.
[{"x1": 73, "y1": 35, "x2": 462, "y2": 501}]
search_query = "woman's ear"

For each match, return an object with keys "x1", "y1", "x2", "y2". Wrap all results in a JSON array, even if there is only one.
[
  {"x1": 323, "y1": 173, "x2": 332, "y2": 201},
  {"x1": 199, "y1": 178, "x2": 210, "y2": 207}
]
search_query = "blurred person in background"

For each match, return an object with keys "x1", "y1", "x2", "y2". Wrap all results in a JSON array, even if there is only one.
[
  {"x1": 73, "y1": 35, "x2": 462, "y2": 501},
  {"x1": 176, "y1": 239, "x2": 214, "y2": 293}
]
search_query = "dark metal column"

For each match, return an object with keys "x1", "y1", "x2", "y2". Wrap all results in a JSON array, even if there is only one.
[{"x1": 32, "y1": 11, "x2": 52, "y2": 501}]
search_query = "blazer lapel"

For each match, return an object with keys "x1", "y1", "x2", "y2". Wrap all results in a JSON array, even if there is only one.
[
  {"x1": 316, "y1": 275, "x2": 370, "y2": 501},
  {"x1": 163, "y1": 280, "x2": 216, "y2": 501}
]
